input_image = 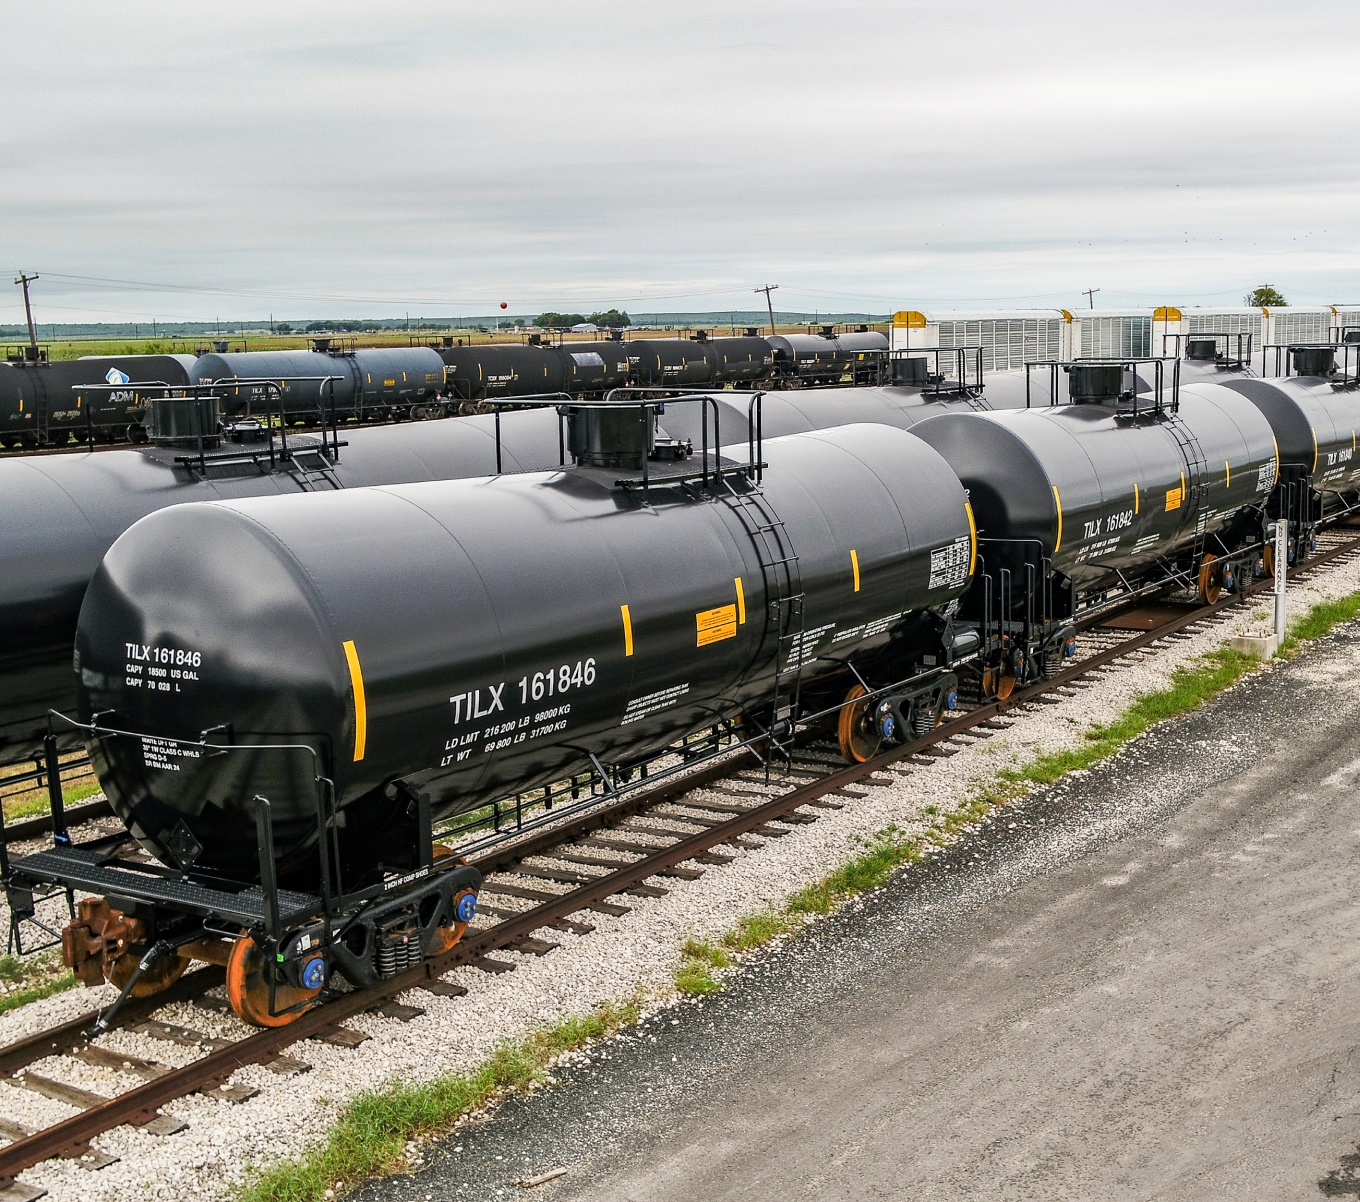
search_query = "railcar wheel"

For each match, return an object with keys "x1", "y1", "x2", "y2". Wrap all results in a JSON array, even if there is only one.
[
  {"x1": 981, "y1": 668, "x2": 1016, "y2": 701},
  {"x1": 1198, "y1": 554, "x2": 1221, "y2": 605},
  {"x1": 426, "y1": 888, "x2": 477, "y2": 957},
  {"x1": 226, "y1": 935, "x2": 321, "y2": 1028},
  {"x1": 837, "y1": 684, "x2": 881, "y2": 763},
  {"x1": 105, "y1": 949, "x2": 188, "y2": 997}
]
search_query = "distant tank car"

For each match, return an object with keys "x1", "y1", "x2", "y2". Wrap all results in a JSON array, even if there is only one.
[
  {"x1": 0, "y1": 352, "x2": 196, "y2": 447},
  {"x1": 908, "y1": 368, "x2": 1281, "y2": 708},
  {"x1": 188, "y1": 345, "x2": 448, "y2": 423},
  {"x1": 766, "y1": 327, "x2": 888, "y2": 385}
]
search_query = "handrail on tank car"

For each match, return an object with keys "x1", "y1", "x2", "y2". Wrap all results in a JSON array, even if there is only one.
[
  {"x1": 886, "y1": 346, "x2": 985, "y2": 398},
  {"x1": 205, "y1": 376, "x2": 346, "y2": 465},
  {"x1": 1023, "y1": 355, "x2": 1180, "y2": 417},
  {"x1": 74, "y1": 376, "x2": 345, "y2": 470},
  {"x1": 1159, "y1": 330, "x2": 1254, "y2": 370},
  {"x1": 1264, "y1": 341, "x2": 1358, "y2": 386},
  {"x1": 485, "y1": 387, "x2": 767, "y2": 503}
]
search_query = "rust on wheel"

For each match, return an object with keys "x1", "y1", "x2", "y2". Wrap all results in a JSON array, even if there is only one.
[
  {"x1": 426, "y1": 887, "x2": 476, "y2": 957},
  {"x1": 837, "y1": 683, "x2": 880, "y2": 763},
  {"x1": 981, "y1": 668, "x2": 1015, "y2": 701},
  {"x1": 105, "y1": 949, "x2": 187, "y2": 998},
  {"x1": 1198, "y1": 553, "x2": 1221, "y2": 605},
  {"x1": 226, "y1": 935, "x2": 321, "y2": 1028}
]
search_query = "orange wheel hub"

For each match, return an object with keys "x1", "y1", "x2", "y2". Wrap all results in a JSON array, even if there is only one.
[{"x1": 226, "y1": 935, "x2": 321, "y2": 1028}]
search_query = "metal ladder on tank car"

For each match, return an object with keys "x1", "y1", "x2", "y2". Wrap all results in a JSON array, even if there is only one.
[
  {"x1": 287, "y1": 445, "x2": 344, "y2": 491},
  {"x1": 1162, "y1": 411, "x2": 1213, "y2": 592},
  {"x1": 719, "y1": 481, "x2": 806, "y2": 760}
]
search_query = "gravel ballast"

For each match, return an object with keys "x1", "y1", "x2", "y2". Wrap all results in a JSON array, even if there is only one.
[{"x1": 5, "y1": 550, "x2": 1360, "y2": 1201}]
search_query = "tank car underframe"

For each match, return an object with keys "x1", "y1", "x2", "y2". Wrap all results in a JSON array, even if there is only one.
[
  {"x1": 2, "y1": 630, "x2": 966, "y2": 1025},
  {"x1": 0, "y1": 719, "x2": 481, "y2": 1029},
  {"x1": 957, "y1": 511, "x2": 1283, "y2": 700}
]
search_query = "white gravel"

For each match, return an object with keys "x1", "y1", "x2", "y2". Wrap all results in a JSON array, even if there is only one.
[{"x1": 9, "y1": 549, "x2": 1360, "y2": 1201}]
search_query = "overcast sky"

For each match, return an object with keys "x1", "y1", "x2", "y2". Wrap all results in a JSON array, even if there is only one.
[{"x1": 2, "y1": 0, "x2": 1357, "y2": 324}]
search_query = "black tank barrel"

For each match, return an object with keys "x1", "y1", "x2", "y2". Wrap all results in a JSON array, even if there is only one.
[
  {"x1": 0, "y1": 409, "x2": 563, "y2": 765},
  {"x1": 909, "y1": 383, "x2": 1279, "y2": 583},
  {"x1": 75, "y1": 425, "x2": 974, "y2": 885}
]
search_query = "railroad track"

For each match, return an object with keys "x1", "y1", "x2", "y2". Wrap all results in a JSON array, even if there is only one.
[{"x1": 0, "y1": 529, "x2": 1357, "y2": 1198}]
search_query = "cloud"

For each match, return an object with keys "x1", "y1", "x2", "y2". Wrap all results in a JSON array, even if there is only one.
[{"x1": 1, "y1": 0, "x2": 1357, "y2": 321}]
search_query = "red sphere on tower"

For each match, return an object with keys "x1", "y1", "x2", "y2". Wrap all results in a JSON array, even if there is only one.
[{"x1": 500, "y1": 302, "x2": 508, "y2": 310}]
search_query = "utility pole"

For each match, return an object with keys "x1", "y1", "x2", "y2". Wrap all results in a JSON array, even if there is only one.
[
  {"x1": 1082, "y1": 287, "x2": 1100, "y2": 309},
  {"x1": 755, "y1": 284, "x2": 779, "y2": 335},
  {"x1": 14, "y1": 273, "x2": 38, "y2": 347}
]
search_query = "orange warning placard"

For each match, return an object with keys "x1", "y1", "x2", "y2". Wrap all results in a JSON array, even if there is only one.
[
  {"x1": 696, "y1": 604, "x2": 738, "y2": 647},
  {"x1": 1165, "y1": 486, "x2": 1182, "y2": 511}
]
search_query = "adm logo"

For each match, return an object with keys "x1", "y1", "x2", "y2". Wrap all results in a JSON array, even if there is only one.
[{"x1": 103, "y1": 366, "x2": 134, "y2": 405}]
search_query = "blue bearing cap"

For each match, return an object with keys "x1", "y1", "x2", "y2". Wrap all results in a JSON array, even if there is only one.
[
  {"x1": 456, "y1": 892, "x2": 478, "y2": 923},
  {"x1": 301, "y1": 957, "x2": 326, "y2": 990},
  {"x1": 944, "y1": 689, "x2": 958, "y2": 710}
]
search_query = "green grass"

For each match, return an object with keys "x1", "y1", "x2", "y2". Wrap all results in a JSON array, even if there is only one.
[
  {"x1": 675, "y1": 636, "x2": 1301, "y2": 998},
  {"x1": 237, "y1": 996, "x2": 641, "y2": 1202},
  {"x1": 0, "y1": 955, "x2": 77, "y2": 1015},
  {"x1": 2, "y1": 777, "x2": 104, "y2": 823},
  {"x1": 984, "y1": 646, "x2": 1260, "y2": 798},
  {"x1": 1277, "y1": 591, "x2": 1360, "y2": 658}
]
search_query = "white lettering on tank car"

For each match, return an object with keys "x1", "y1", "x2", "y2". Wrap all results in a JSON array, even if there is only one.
[
  {"x1": 448, "y1": 684, "x2": 506, "y2": 725},
  {"x1": 1256, "y1": 461, "x2": 1278, "y2": 492},
  {"x1": 622, "y1": 683, "x2": 691, "y2": 725},
  {"x1": 140, "y1": 736, "x2": 201, "y2": 772},
  {"x1": 928, "y1": 537, "x2": 971, "y2": 589}
]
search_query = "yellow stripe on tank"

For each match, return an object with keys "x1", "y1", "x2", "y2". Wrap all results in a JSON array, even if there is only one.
[
  {"x1": 850, "y1": 549, "x2": 861, "y2": 592},
  {"x1": 342, "y1": 640, "x2": 367, "y2": 762},
  {"x1": 1312, "y1": 427, "x2": 1318, "y2": 473},
  {"x1": 1134, "y1": 483, "x2": 1139, "y2": 514},
  {"x1": 964, "y1": 502, "x2": 977, "y2": 574},
  {"x1": 735, "y1": 578, "x2": 746, "y2": 624},
  {"x1": 620, "y1": 605, "x2": 634, "y2": 657},
  {"x1": 1052, "y1": 487, "x2": 1063, "y2": 551},
  {"x1": 1226, "y1": 461, "x2": 1230, "y2": 488}
]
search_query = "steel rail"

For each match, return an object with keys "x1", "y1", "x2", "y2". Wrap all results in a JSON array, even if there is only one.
[{"x1": 1, "y1": 529, "x2": 1358, "y2": 1180}]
